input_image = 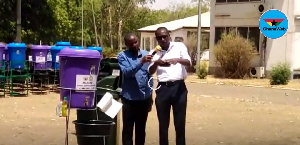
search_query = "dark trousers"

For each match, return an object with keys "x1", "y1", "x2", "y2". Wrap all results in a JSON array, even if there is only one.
[
  {"x1": 122, "y1": 97, "x2": 152, "y2": 145},
  {"x1": 155, "y1": 80, "x2": 188, "y2": 145}
]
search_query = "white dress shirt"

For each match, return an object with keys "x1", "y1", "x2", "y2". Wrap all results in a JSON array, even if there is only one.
[{"x1": 148, "y1": 42, "x2": 192, "y2": 82}]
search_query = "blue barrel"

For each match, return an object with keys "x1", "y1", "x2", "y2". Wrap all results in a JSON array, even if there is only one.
[
  {"x1": 87, "y1": 47, "x2": 102, "y2": 53},
  {"x1": 56, "y1": 41, "x2": 71, "y2": 46},
  {"x1": 7, "y1": 43, "x2": 27, "y2": 69},
  {"x1": 70, "y1": 46, "x2": 84, "y2": 49},
  {"x1": 50, "y1": 46, "x2": 67, "y2": 69}
]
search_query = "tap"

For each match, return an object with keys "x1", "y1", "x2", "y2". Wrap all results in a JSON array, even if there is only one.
[{"x1": 84, "y1": 96, "x2": 89, "y2": 107}]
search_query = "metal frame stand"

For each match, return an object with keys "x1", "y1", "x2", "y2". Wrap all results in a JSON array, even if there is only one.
[
  {"x1": 0, "y1": 61, "x2": 6, "y2": 97},
  {"x1": 59, "y1": 87, "x2": 98, "y2": 145},
  {"x1": 61, "y1": 88, "x2": 72, "y2": 145},
  {"x1": 49, "y1": 68, "x2": 59, "y2": 92},
  {"x1": 31, "y1": 61, "x2": 50, "y2": 94},
  {"x1": 8, "y1": 61, "x2": 30, "y2": 97}
]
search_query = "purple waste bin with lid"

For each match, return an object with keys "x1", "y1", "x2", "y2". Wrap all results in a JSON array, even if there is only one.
[
  {"x1": 4, "y1": 46, "x2": 9, "y2": 61},
  {"x1": 0, "y1": 43, "x2": 5, "y2": 68},
  {"x1": 31, "y1": 45, "x2": 51, "y2": 70},
  {"x1": 58, "y1": 48, "x2": 102, "y2": 109}
]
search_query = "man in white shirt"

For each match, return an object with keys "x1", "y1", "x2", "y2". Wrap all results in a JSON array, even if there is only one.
[{"x1": 148, "y1": 27, "x2": 192, "y2": 145}]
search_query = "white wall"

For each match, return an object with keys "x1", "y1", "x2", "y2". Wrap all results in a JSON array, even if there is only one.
[
  {"x1": 170, "y1": 29, "x2": 187, "y2": 43},
  {"x1": 209, "y1": 1, "x2": 264, "y2": 69},
  {"x1": 210, "y1": 0, "x2": 297, "y2": 72},
  {"x1": 140, "y1": 32, "x2": 156, "y2": 50},
  {"x1": 264, "y1": 0, "x2": 294, "y2": 70},
  {"x1": 294, "y1": 0, "x2": 300, "y2": 16},
  {"x1": 201, "y1": 50, "x2": 209, "y2": 61},
  {"x1": 293, "y1": 22, "x2": 300, "y2": 70},
  {"x1": 140, "y1": 28, "x2": 198, "y2": 50}
]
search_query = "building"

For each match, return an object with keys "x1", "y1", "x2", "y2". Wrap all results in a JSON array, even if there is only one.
[
  {"x1": 209, "y1": 0, "x2": 300, "y2": 78},
  {"x1": 137, "y1": 11, "x2": 210, "y2": 51}
]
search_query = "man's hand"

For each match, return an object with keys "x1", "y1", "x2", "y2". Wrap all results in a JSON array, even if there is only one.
[
  {"x1": 140, "y1": 55, "x2": 153, "y2": 64},
  {"x1": 166, "y1": 58, "x2": 191, "y2": 67},
  {"x1": 154, "y1": 59, "x2": 171, "y2": 67},
  {"x1": 165, "y1": 58, "x2": 179, "y2": 65}
]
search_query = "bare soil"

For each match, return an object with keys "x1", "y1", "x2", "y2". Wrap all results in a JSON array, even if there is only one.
[
  {"x1": 187, "y1": 75, "x2": 300, "y2": 90},
  {"x1": 1, "y1": 82, "x2": 300, "y2": 145}
]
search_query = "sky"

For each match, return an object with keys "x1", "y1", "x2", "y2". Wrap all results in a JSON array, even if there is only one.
[{"x1": 145, "y1": 0, "x2": 195, "y2": 10}]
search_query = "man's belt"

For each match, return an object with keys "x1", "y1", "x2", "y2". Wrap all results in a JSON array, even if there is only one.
[{"x1": 158, "y1": 80, "x2": 184, "y2": 86}]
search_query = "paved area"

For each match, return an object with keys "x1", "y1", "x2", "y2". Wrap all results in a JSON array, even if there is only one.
[{"x1": 1, "y1": 82, "x2": 300, "y2": 145}]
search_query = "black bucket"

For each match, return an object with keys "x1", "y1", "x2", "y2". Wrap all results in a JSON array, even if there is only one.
[
  {"x1": 76, "y1": 135, "x2": 109, "y2": 145},
  {"x1": 76, "y1": 109, "x2": 98, "y2": 121},
  {"x1": 73, "y1": 120, "x2": 115, "y2": 136},
  {"x1": 73, "y1": 120, "x2": 115, "y2": 145}
]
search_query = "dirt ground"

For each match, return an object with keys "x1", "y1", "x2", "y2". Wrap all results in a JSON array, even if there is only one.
[
  {"x1": 186, "y1": 75, "x2": 300, "y2": 90},
  {"x1": 1, "y1": 82, "x2": 300, "y2": 145}
]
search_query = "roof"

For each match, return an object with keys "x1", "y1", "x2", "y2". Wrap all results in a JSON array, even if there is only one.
[{"x1": 137, "y1": 11, "x2": 210, "y2": 32}]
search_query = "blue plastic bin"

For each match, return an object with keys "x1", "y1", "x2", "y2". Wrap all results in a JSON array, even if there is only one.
[
  {"x1": 87, "y1": 47, "x2": 102, "y2": 53},
  {"x1": 70, "y1": 46, "x2": 84, "y2": 49},
  {"x1": 56, "y1": 41, "x2": 71, "y2": 46},
  {"x1": 7, "y1": 43, "x2": 27, "y2": 69},
  {"x1": 50, "y1": 46, "x2": 67, "y2": 69}
]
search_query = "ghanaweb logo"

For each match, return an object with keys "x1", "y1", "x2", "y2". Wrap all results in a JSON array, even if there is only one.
[{"x1": 259, "y1": 9, "x2": 288, "y2": 39}]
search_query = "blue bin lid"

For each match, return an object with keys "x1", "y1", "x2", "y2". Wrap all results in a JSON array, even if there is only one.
[
  {"x1": 0, "y1": 43, "x2": 5, "y2": 48},
  {"x1": 51, "y1": 46, "x2": 67, "y2": 50},
  {"x1": 87, "y1": 46, "x2": 102, "y2": 52},
  {"x1": 58, "y1": 47, "x2": 100, "y2": 58},
  {"x1": 56, "y1": 41, "x2": 71, "y2": 46},
  {"x1": 70, "y1": 46, "x2": 84, "y2": 49},
  {"x1": 31, "y1": 45, "x2": 51, "y2": 50},
  {"x1": 7, "y1": 43, "x2": 27, "y2": 48}
]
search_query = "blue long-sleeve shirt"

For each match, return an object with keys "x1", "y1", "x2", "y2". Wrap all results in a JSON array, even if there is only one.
[{"x1": 117, "y1": 49, "x2": 153, "y2": 101}]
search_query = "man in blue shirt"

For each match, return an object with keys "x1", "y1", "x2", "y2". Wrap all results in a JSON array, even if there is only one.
[{"x1": 117, "y1": 33, "x2": 153, "y2": 145}]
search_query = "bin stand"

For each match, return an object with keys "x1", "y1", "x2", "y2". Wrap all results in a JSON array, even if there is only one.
[{"x1": 116, "y1": 99, "x2": 122, "y2": 145}]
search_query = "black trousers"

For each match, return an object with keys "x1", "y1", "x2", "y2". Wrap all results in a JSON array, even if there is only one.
[
  {"x1": 155, "y1": 80, "x2": 188, "y2": 145},
  {"x1": 121, "y1": 97, "x2": 152, "y2": 145}
]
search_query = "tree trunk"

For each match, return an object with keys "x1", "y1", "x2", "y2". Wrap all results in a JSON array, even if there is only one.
[
  {"x1": 109, "y1": 6, "x2": 113, "y2": 50},
  {"x1": 100, "y1": 9, "x2": 103, "y2": 47},
  {"x1": 118, "y1": 20, "x2": 123, "y2": 50},
  {"x1": 91, "y1": 0, "x2": 98, "y2": 46}
]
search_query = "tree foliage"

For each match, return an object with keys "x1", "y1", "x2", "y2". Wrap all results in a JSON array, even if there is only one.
[{"x1": 0, "y1": 0, "x2": 209, "y2": 50}]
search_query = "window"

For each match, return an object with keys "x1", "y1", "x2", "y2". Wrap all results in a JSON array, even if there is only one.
[
  {"x1": 145, "y1": 37, "x2": 150, "y2": 51},
  {"x1": 175, "y1": 37, "x2": 184, "y2": 42},
  {"x1": 187, "y1": 31, "x2": 210, "y2": 50},
  {"x1": 153, "y1": 37, "x2": 158, "y2": 47},
  {"x1": 214, "y1": 27, "x2": 260, "y2": 52},
  {"x1": 187, "y1": 31, "x2": 197, "y2": 38},
  {"x1": 215, "y1": 27, "x2": 225, "y2": 44},
  {"x1": 216, "y1": 0, "x2": 262, "y2": 3},
  {"x1": 248, "y1": 27, "x2": 260, "y2": 52},
  {"x1": 237, "y1": 27, "x2": 248, "y2": 38}
]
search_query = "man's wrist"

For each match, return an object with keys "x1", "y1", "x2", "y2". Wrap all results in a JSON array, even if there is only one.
[{"x1": 137, "y1": 62, "x2": 143, "y2": 68}]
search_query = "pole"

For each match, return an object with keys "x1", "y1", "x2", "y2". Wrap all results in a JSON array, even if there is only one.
[
  {"x1": 91, "y1": 0, "x2": 99, "y2": 46},
  {"x1": 196, "y1": 0, "x2": 202, "y2": 64},
  {"x1": 16, "y1": 0, "x2": 22, "y2": 42},
  {"x1": 81, "y1": 0, "x2": 84, "y2": 47}
]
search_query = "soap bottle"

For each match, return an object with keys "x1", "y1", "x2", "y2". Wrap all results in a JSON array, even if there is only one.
[{"x1": 62, "y1": 97, "x2": 68, "y2": 117}]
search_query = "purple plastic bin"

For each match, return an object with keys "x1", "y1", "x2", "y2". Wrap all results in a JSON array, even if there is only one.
[
  {"x1": 0, "y1": 43, "x2": 5, "y2": 68},
  {"x1": 4, "y1": 45, "x2": 8, "y2": 61},
  {"x1": 31, "y1": 45, "x2": 51, "y2": 70},
  {"x1": 58, "y1": 48, "x2": 102, "y2": 109},
  {"x1": 46, "y1": 49, "x2": 52, "y2": 68}
]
